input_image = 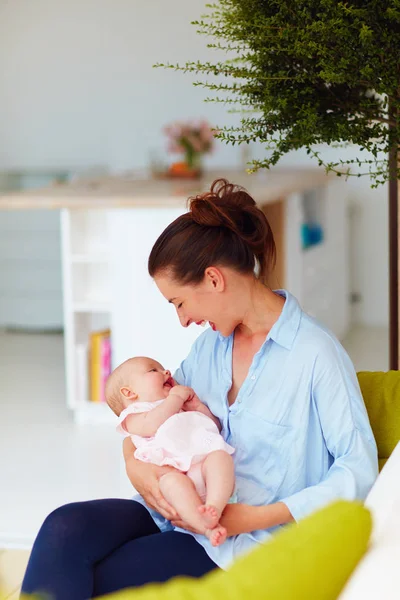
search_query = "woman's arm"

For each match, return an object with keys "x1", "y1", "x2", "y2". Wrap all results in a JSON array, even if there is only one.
[
  {"x1": 219, "y1": 502, "x2": 294, "y2": 536},
  {"x1": 123, "y1": 437, "x2": 178, "y2": 520},
  {"x1": 171, "y1": 502, "x2": 294, "y2": 536},
  {"x1": 280, "y1": 343, "x2": 378, "y2": 522}
]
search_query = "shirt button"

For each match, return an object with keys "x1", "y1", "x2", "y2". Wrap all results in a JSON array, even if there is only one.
[
  {"x1": 251, "y1": 375, "x2": 256, "y2": 380},
  {"x1": 237, "y1": 399, "x2": 242, "y2": 403}
]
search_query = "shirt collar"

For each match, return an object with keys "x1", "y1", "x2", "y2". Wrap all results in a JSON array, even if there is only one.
[
  {"x1": 266, "y1": 289, "x2": 302, "y2": 350},
  {"x1": 218, "y1": 289, "x2": 302, "y2": 349}
]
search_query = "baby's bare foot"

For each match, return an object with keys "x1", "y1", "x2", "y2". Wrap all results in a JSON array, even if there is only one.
[
  {"x1": 206, "y1": 525, "x2": 227, "y2": 547},
  {"x1": 198, "y1": 504, "x2": 220, "y2": 529}
]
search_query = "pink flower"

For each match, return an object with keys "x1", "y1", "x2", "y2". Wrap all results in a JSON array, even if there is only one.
[
  {"x1": 168, "y1": 142, "x2": 185, "y2": 153},
  {"x1": 186, "y1": 134, "x2": 203, "y2": 153},
  {"x1": 163, "y1": 119, "x2": 216, "y2": 156}
]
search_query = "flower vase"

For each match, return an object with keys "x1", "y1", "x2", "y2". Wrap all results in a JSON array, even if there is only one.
[{"x1": 169, "y1": 152, "x2": 203, "y2": 179}]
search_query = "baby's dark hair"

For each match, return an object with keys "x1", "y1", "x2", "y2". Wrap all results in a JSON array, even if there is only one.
[{"x1": 148, "y1": 178, "x2": 276, "y2": 284}]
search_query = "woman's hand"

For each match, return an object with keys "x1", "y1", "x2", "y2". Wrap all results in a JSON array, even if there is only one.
[
  {"x1": 169, "y1": 518, "x2": 203, "y2": 534},
  {"x1": 171, "y1": 504, "x2": 247, "y2": 536},
  {"x1": 219, "y1": 503, "x2": 249, "y2": 537},
  {"x1": 172, "y1": 503, "x2": 294, "y2": 537},
  {"x1": 123, "y1": 438, "x2": 178, "y2": 521},
  {"x1": 170, "y1": 501, "x2": 294, "y2": 537},
  {"x1": 219, "y1": 502, "x2": 294, "y2": 537}
]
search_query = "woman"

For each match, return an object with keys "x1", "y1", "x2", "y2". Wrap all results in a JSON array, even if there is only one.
[{"x1": 22, "y1": 179, "x2": 378, "y2": 599}]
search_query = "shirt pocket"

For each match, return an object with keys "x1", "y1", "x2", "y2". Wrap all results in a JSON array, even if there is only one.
[{"x1": 233, "y1": 409, "x2": 294, "y2": 501}]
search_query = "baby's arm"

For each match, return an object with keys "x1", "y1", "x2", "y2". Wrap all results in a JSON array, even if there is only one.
[{"x1": 123, "y1": 386, "x2": 193, "y2": 437}]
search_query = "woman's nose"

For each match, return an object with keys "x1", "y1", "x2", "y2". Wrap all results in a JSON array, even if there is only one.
[{"x1": 178, "y1": 313, "x2": 190, "y2": 328}]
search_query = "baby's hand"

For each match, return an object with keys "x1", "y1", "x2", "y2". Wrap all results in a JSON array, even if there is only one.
[
  {"x1": 169, "y1": 385, "x2": 194, "y2": 403},
  {"x1": 182, "y1": 393, "x2": 204, "y2": 412}
]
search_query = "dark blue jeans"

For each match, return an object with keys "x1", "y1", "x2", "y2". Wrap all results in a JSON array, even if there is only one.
[{"x1": 21, "y1": 499, "x2": 217, "y2": 599}]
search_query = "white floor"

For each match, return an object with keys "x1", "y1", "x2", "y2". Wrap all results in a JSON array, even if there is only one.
[
  {"x1": 0, "y1": 325, "x2": 389, "y2": 550},
  {"x1": 0, "y1": 330, "x2": 133, "y2": 550}
]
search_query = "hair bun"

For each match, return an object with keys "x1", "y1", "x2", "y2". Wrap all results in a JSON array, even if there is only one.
[
  {"x1": 189, "y1": 178, "x2": 257, "y2": 234},
  {"x1": 149, "y1": 177, "x2": 276, "y2": 286}
]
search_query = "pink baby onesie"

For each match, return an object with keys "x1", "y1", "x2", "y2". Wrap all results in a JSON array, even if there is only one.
[{"x1": 117, "y1": 400, "x2": 234, "y2": 499}]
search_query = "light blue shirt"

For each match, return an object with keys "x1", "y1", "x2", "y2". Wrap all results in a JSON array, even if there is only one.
[{"x1": 133, "y1": 290, "x2": 378, "y2": 568}]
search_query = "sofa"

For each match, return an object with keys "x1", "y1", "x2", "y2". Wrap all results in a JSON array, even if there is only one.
[{"x1": 96, "y1": 372, "x2": 400, "y2": 599}]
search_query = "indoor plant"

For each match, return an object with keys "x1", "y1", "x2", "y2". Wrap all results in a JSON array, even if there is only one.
[{"x1": 157, "y1": 0, "x2": 400, "y2": 367}]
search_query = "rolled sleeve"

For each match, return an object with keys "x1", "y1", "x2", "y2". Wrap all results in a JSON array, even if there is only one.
[{"x1": 281, "y1": 341, "x2": 378, "y2": 521}]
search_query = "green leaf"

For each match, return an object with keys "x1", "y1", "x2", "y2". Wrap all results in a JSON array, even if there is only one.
[{"x1": 157, "y1": 0, "x2": 400, "y2": 186}]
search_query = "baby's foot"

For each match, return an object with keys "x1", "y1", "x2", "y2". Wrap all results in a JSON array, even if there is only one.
[
  {"x1": 198, "y1": 504, "x2": 220, "y2": 530},
  {"x1": 206, "y1": 525, "x2": 227, "y2": 547}
]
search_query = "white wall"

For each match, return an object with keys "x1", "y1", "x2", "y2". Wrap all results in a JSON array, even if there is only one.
[
  {"x1": 0, "y1": 0, "x2": 389, "y2": 327},
  {"x1": 263, "y1": 147, "x2": 389, "y2": 328},
  {"x1": 0, "y1": 0, "x2": 241, "y2": 171}
]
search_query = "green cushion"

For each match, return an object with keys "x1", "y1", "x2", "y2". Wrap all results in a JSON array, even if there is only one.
[
  {"x1": 378, "y1": 457, "x2": 388, "y2": 471},
  {"x1": 357, "y1": 371, "x2": 400, "y2": 461},
  {"x1": 99, "y1": 501, "x2": 371, "y2": 600}
]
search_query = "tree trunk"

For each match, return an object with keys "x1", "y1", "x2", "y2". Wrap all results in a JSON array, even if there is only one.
[{"x1": 388, "y1": 144, "x2": 398, "y2": 370}]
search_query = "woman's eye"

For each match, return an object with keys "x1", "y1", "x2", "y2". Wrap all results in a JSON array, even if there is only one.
[{"x1": 177, "y1": 303, "x2": 183, "y2": 309}]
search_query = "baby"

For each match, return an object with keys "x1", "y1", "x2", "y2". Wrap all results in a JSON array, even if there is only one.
[{"x1": 105, "y1": 356, "x2": 235, "y2": 547}]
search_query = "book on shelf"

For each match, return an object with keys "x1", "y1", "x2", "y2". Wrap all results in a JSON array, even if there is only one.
[
  {"x1": 75, "y1": 343, "x2": 89, "y2": 407},
  {"x1": 89, "y1": 329, "x2": 112, "y2": 403},
  {"x1": 101, "y1": 335, "x2": 112, "y2": 403}
]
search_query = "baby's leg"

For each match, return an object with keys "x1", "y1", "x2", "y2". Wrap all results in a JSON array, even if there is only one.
[
  {"x1": 159, "y1": 471, "x2": 214, "y2": 537},
  {"x1": 198, "y1": 450, "x2": 235, "y2": 545}
]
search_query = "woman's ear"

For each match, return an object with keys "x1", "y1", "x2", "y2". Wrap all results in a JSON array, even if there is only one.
[
  {"x1": 120, "y1": 387, "x2": 138, "y2": 401},
  {"x1": 205, "y1": 266, "x2": 225, "y2": 291}
]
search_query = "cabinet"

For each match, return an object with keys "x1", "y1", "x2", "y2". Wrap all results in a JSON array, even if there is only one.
[{"x1": 61, "y1": 209, "x2": 112, "y2": 424}]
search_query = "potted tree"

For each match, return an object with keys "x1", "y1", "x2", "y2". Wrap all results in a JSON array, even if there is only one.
[{"x1": 157, "y1": 0, "x2": 400, "y2": 368}]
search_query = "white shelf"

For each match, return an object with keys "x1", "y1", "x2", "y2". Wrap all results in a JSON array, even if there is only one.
[
  {"x1": 61, "y1": 208, "x2": 113, "y2": 417},
  {"x1": 72, "y1": 261, "x2": 110, "y2": 307},
  {"x1": 69, "y1": 210, "x2": 109, "y2": 256}
]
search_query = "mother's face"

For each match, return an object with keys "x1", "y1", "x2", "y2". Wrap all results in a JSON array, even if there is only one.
[{"x1": 154, "y1": 267, "x2": 237, "y2": 337}]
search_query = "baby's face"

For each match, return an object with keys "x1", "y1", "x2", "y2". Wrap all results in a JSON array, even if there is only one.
[{"x1": 129, "y1": 358, "x2": 174, "y2": 402}]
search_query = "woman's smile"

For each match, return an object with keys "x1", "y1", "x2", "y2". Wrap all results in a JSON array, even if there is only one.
[{"x1": 195, "y1": 320, "x2": 216, "y2": 331}]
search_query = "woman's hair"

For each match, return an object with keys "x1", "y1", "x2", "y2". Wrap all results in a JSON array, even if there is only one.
[{"x1": 148, "y1": 178, "x2": 276, "y2": 285}]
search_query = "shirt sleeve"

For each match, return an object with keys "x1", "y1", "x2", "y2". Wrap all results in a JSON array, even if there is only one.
[
  {"x1": 280, "y1": 339, "x2": 379, "y2": 522},
  {"x1": 173, "y1": 334, "x2": 200, "y2": 386}
]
